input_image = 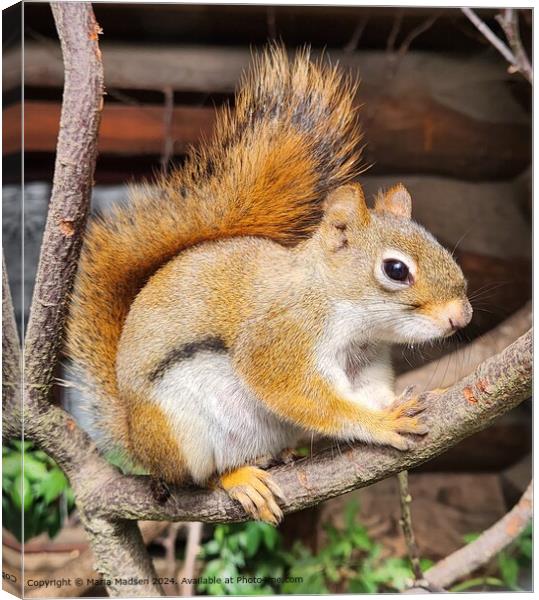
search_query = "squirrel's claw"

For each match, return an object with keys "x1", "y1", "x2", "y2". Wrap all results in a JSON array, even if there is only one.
[
  {"x1": 381, "y1": 390, "x2": 429, "y2": 450},
  {"x1": 276, "y1": 447, "x2": 300, "y2": 465},
  {"x1": 219, "y1": 466, "x2": 285, "y2": 525}
]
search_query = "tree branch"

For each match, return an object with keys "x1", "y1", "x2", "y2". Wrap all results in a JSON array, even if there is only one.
[
  {"x1": 25, "y1": 522, "x2": 170, "y2": 598},
  {"x1": 398, "y1": 471, "x2": 423, "y2": 582},
  {"x1": 25, "y1": 329, "x2": 531, "y2": 524},
  {"x1": 496, "y1": 9, "x2": 533, "y2": 84},
  {"x1": 178, "y1": 522, "x2": 203, "y2": 596},
  {"x1": 461, "y1": 7, "x2": 532, "y2": 84},
  {"x1": 461, "y1": 8, "x2": 516, "y2": 64},
  {"x1": 16, "y1": 4, "x2": 162, "y2": 597},
  {"x1": 423, "y1": 481, "x2": 532, "y2": 589},
  {"x1": 23, "y1": 2, "x2": 104, "y2": 413},
  {"x1": 77, "y1": 329, "x2": 531, "y2": 523},
  {"x1": 2, "y1": 253, "x2": 21, "y2": 440},
  {"x1": 17, "y1": 5, "x2": 532, "y2": 594}
]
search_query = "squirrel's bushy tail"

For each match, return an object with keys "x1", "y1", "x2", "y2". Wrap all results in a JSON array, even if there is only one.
[{"x1": 66, "y1": 46, "x2": 363, "y2": 450}]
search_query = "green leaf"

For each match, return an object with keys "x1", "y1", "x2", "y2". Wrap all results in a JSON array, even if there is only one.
[
  {"x1": 244, "y1": 523, "x2": 263, "y2": 557},
  {"x1": 22, "y1": 476, "x2": 33, "y2": 511},
  {"x1": 498, "y1": 552, "x2": 519, "y2": 589},
  {"x1": 45, "y1": 507, "x2": 63, "y2": 539},
  {"x1": 2, "y1": 452, "x2": 22, "y2": 478},
  {"x1": 31, "y1": 450, "x2": 52, "y2": 462},
  {"x1": 450, "y1": 577, "x2": 504, "y2": 592},
  {"x1": 12, "y1": 440, "x2": 33, "y2": 452},
  {"x1": 518, "y1": 538, "x2": 532, "y2": 560},
  {"x1": 350, "y1": 574, "x2": 378, "y2": 594},
  {"x1": 351, "y1": 527, "x2": 373, "y2": 551},
  {"x1": 201, "y1": 539, "x2": 220, "y2": 557},
  {"x1": 11, "y1": 473, "x2": 24, "y2": 510},
  {"x1": 3, "y1": 475, "x2": 13, "y2": 493},
  {"x1": 344, "y1": 499, "x2": 360, "y2": 531},
  {"x1": 23, "y1": 455, "x2": 49, "y2": 482},
  {"x1": 214, "y1": 524, "x2": 228, "y2": 543},
  {"x1": 10, "y1": 474, "x2": 33, "y2": 512},
  {"x1": 260, "y1": 523, "x2": 279, "y2": 551},
  {"x1": 41, "y1": 468, "x2": 68, "y2": 504}
]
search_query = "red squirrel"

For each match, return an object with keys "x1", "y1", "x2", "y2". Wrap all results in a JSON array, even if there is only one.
[{"x1": 67, "y1": 47, "x2": 472, "y2": 524}]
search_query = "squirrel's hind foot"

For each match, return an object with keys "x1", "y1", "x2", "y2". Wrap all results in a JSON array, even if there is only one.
[
  {"x1": 150, "y1": 476, "x2": 172, "y2": 504},
  {"x1": 219, "y1": 466, "x2": 285, "y2": 526},
  {"x1": 253, "y1": 447, "x2": 300, "y2": 469}
]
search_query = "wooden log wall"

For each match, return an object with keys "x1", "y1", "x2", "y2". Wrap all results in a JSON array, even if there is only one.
[{"x1": 5, "y1": 45, "x2": 531, "y2": 181}]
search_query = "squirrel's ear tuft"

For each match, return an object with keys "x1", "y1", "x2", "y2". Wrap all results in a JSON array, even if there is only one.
[
  {"x1": 320, "y1": 184, "x2": 370, "y2": 251},
  {"x1": 374, "y1": 184, "x2": 412, "y2": 219}
]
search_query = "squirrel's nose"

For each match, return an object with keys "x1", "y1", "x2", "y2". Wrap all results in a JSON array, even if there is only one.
[{"x1": 446, "y1": 299, "x2": 473, "y2": 332}]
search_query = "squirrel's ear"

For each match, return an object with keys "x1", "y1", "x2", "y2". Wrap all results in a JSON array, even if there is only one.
[
  {"x1": 374, "y1": 184, "x2": 412, "y2": 219},
  {"x1": 320, "y1": 184, "x2": 370, "y2": 251},
  {"x1": 323, "y1": 183, "x2": 370, "y2": 226}
]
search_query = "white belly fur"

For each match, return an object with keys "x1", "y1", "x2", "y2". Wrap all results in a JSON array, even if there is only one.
[{"x1": 151, "y1": 352, "x2": 302, "y2": 483}]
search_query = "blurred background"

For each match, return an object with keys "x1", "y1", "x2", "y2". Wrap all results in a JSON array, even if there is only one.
[{"x1": 2, "y1": 3, "x2": 532, "y2": 596}]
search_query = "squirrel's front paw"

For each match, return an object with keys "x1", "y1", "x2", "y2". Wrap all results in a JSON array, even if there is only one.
[
  {"x1": 381, "y1": 387, "x2": 429, "y2": 450},
  {"x1": 219, "y1": 466, "x2": 285, "y2": 526}
]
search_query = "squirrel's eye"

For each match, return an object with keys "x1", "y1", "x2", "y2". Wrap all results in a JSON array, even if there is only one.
[{"x1": 383, "y1": 259, "x2": 410, "y2": 283}]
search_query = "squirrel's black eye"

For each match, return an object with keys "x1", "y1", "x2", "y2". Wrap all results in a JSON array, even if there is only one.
[{"x1": 383, "y1": 259, "x2": 410, "y2": 283}]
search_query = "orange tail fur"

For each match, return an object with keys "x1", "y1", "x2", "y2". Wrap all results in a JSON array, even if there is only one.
[{"x1": 66, "y1": 45, "x2": 364, "y2": 450}]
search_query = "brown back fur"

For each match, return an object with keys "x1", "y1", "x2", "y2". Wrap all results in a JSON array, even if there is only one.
[{"x1": 66, "y1": 45, "x2": 364, "y2": 450}]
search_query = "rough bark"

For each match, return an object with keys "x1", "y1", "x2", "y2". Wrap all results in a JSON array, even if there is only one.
[
  {"x1": 2, "y1": 253, "x2": 21, "y2": 440},
  {"x1": 17, "y1": 3, "x2": 158, "y2": 598},
  {"x1": 23, "y1": 3, "x2": 104, "y2": 404},
  {"x1": 24, "y1": 522, "x2": 169, "y2": 598},
  {"x1": 398, "y1": 471, "x2": 423, "y2": 582},
  {"x1": 77, "y1": 518, "x2": 161, "y2": 597}
]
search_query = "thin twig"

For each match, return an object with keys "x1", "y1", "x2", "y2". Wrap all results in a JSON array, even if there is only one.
[
  {"x1": 162, "y1": 523, "x2": 182, "y2": 575},
  {"x1": 397, "y1": 14, "x2": 439, "y2": 58},
  {"x1": 423, "y1": 481, "x2": 532, "y2": 589},
  {"x1": 398, "y1": 471, "x2": 423, "y2": 582},
  {"x1": 386, "y1": 13, "x2": 440, "y2": 76},
  {"x1": 461, "y1": 8, "x2": 516, "y2": 64},
  {"x1": 386, "y1": 10, "x2": 404, "y2": 54},
  {"x1": 496, "y1": 9, "x2": 533, "y2": 84},
  {"x1": 159, "y1": 522, "x2": 184, "y2": 595},
  {"x1": 178, "y1": 522, "x2": 204, "y2": 596},
  {"x1": 461, "y1": 7, "x2": 532, "y2": 84},
  {"x1": 343, "y1": 17, "x2": 369, "y2": 53}
]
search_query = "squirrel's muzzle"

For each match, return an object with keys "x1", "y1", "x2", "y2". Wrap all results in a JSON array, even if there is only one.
[{"x1": 442, "y1": 298, "x2": 473, "y2": 335}]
